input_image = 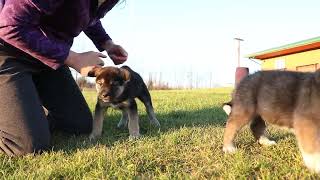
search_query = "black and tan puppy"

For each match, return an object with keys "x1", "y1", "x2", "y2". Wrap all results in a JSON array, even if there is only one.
[
  {"x1": 223, "y1": 70, "x2": 320, "y2": 173},
  {"x1": 88, "y1": 66, "x2": 160, "y2": 139}
]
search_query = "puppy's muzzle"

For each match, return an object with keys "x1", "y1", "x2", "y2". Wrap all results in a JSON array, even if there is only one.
[{"x1": 99, "y1": 92, "x2": 111, "y2": 102}]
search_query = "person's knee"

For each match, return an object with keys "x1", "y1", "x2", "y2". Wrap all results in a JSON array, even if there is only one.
[
  {"x1": 0, "y1": 133, "x2": 51, "y2": 156},
  {"x1": 28, "y1": 135, "x2": 51, "y2": 154}
]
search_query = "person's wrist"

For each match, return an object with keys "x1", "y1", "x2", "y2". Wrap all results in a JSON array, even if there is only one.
[
  {"x1": 65, "y1": 51, "x2": 80, "y2": 70},
  {"x1": 102, "y1": 40, "x2": 115, "y2": 52}
]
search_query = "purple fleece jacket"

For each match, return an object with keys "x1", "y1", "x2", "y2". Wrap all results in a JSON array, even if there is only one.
[{"x1": 0, "y1": 0, "x2": 119, "y2": 69}]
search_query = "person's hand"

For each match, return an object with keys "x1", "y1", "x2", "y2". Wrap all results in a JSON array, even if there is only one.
[
  {"x1": 65, "y1": 51, "x2": 106, "y2": 76},
  {"x1": 103, "y1": 40, "x2": 128, "y2": 65}
]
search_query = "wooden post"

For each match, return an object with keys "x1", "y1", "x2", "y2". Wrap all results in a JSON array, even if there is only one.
[
  {"x1": 234, "y1": 38, "x2": 244, "y2": 67},
  {"x1": 234, "y1": 38, "x2": 247, "y2": 87}
]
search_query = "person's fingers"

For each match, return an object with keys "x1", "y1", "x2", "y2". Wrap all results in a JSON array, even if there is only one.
[
  {"x1": 119, "y1": 47, "x2": 128, "y2": 57},
  {"x1": 108, "y1": 46, "x2": 128, "y2": 57},
  {"x1": 96, "y1": 52, "x2": 107, "y2": 58},
  {"x1": 91, "y1": 52, "x2": 105, "y2": 66},
  {"x1": 112, "y1": 55, "x2": 127, "y2": 62},
  {"x1": 97, "y1": 58, "x2": 104, "y2": 66},
  {"x1": 110, "y1": 55, "x2": 127, "y2": 65},
  {"x1": 116, "y1": 47, "x2": 128, "y2": 57}
]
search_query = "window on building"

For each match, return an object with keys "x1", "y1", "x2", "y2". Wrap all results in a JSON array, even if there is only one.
[
  {"x1": 296, "y1": 64, "x2": 318, "y2": 72},
  {"x1": 275, "y1": 59, "x2": 286, "y2": 70}
]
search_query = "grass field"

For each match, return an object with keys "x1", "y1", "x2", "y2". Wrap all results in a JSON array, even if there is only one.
[{"x1": 0, "y1": 88, "x2": 319, "y2": 179}]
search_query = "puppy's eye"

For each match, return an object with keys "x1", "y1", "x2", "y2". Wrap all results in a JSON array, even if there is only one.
[
  {"x1": 96, "y1": 81, "x2": 103, "y2": 85},
  {"x1": 110, "y1": 81, "x2": 120, "y2": 86}
]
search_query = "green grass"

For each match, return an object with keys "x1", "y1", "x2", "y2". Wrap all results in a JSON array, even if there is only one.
[{"x1": 0, "y1": 88, "x2": 319, "y2": 179}]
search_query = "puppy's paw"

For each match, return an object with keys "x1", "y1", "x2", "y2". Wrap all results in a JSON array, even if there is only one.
[
  {"x1": 150, "y1": 118, "x2": 160, "y2": 127},
  {"x1": 89, "y1": 132, "x2": 101, "y2": 141},
  {"x1": 258, "y1": 136, "x2": 277, "y2": 146},
  {"x1": 129, "y1": 133, "x2": 141, "y2": 140},
  {"x1": 302, "y1": 152, "x2": 320, "y2": 173},
  {"x1": 223, "y1": 144, "x2": 237, "y2": 153}
]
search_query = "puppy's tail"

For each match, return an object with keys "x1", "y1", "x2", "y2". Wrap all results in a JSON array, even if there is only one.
[{"x1": 222, "y1": 101, "x2": 232, "y2": 116}]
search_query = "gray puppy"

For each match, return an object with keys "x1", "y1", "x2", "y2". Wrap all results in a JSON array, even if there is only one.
[
  {"x1": 223, "y1": 70, "x2": 320, "y2": 173},
  {"x1": 88, "y1": 66, "x2": 160, "y2": 139}
]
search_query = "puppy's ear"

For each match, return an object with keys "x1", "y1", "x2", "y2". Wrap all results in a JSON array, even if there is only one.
[
  {"x1": 120, "y1": 68, "x2": 130, "y2": 81},
  {"x1": 88, "y1": 67, "x2": 103, "y2": 77},
  {"x1": 222, "y1": 102, "x2": 232, "y2": 116},
  {"x1": 222, "y1": 104, "x2": 232, "y2": 116}
]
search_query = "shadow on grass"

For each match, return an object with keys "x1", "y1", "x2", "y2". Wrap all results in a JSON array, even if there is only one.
[{"x1": 51, "y1": 106, "x2": 228, "y2": 153}]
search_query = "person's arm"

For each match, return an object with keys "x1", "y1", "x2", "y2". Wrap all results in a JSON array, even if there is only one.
[
  {"x1": 84, "y1": 20, "x2": 128, "y2": 65},
  {"x1": 0, "y1": 0, "x2": 69, "y2": 69},
  {"x1": 84, "y1": 20, "x2": 112, "y2": 52}
]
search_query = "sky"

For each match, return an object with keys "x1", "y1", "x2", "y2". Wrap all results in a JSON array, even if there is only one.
[{"x1": 71, "y1": 0, "x2": 320, "y2": 88}]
